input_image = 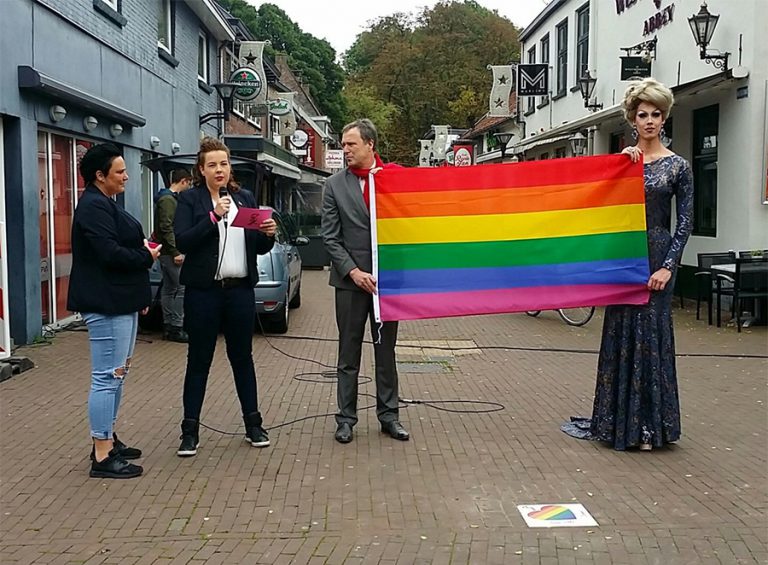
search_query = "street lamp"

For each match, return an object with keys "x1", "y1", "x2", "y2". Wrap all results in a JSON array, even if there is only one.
[
  {"x1": 199, "y1": 82, "x2": 239, "y2": 126},
  {"x1": 688, "y1": 2, "x2": 730, "y2": 70},
  {"x1": 493, "y1": 131, "x2": 514, "y2": 162},
  {"x1": 578, "y1": 71, "x2": 603, "y2": 111},
  {"x1": 569, "y1": 132, "x2": 587, "y2": 156}
]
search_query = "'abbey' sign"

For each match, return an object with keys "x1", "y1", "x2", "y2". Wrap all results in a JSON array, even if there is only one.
[{"x1": 615, "y1": 0, "x2": 675, "y2": 38}]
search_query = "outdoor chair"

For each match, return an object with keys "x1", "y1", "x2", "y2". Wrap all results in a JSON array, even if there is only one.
[
  {"x1": 715, "y1": 256, "x2": 768, "y2": 332},
  {"x1": 695, "y1": 252, "x2": 734, "y2": 325}
]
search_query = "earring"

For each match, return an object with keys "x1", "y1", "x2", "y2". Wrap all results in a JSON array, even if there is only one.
[
  {"x1": 659, "y1": 124, "x2": 666, "y2": 138},
  {"x1": 631, "y1": 126, "x2": 638, "y2": 141}
]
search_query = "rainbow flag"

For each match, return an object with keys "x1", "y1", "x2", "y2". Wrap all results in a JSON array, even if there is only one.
[{"x1": 371, "y1": 155, "x2": 650, "y2": 322}]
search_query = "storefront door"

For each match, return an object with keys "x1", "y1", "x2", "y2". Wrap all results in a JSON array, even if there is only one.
[{"x1": 37, "y1": 131, "x2": 91, "y2": 326}]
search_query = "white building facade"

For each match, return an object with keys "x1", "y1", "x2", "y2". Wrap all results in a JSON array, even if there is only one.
[{"x1": 516, "y1": 0, "x2": 768, "y2": 278}]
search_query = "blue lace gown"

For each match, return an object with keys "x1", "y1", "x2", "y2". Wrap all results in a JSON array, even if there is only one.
[{"x1": 564, "y1": 155, "x2": 694, "y2": 450}]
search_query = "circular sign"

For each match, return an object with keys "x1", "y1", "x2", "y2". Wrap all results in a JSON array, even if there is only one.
[
  {"x1": 290, "y1": 130, "x2": 309, "y2": 148},
  {"x1": 454, "y1": 148, "x2": 472, "y2": 167},
  {"x1": 229, "y1": 67, "x2": 262, "y2": 101}
]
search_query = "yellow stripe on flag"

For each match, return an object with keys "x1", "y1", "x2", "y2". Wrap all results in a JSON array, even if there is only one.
[{"x1": 377, "y1": 204, "x2": 647, "y2": 245}]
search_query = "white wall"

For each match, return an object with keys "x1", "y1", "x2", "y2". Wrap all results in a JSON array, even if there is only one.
[{"x1": 520, "y1": 0, "x2": 768, "y2": 263}]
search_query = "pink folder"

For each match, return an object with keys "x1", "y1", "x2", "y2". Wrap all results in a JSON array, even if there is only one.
[{"x1": 231, "y1": 207, "x2": 272, "y2": 230}]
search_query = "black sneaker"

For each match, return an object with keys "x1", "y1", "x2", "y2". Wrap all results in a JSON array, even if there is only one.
[
  {"x1": 245, "y1": 425, "x2": 270, "y2": 447},
  {"x1": 90, "y1": 449, "x2": 143, "y2": 479},
  {"x1": 113, "y1": 433, "x2": 142, "y2": 459},
  {"x1": 177, "y1": 418, "x2": 199, "y2": 457},
  {"x1": 89, "y1": 434, "x2": 142, "y2": 461}
]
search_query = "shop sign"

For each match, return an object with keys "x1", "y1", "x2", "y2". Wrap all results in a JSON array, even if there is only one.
[
  {"x1": 229, "y1": 67, "x2": 263, "y2": 101},
  {"x1": 621, "y1": 56, "x2": 652, "y2": 80},
  {"x1": 643, "y1": 4, "x2": 675, "y2": 36}
]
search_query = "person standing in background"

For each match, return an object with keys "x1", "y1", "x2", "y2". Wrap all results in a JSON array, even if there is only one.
[{"x1": 154, "y1": 168, "x2": 192, "y2": 342}]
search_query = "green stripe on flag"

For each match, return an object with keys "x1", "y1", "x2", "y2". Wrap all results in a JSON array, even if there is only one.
[{"x1": 378, "y1": 231, "x2": 648, "y2": 271}]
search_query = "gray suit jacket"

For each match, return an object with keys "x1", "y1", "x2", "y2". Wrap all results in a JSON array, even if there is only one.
[{"x1": 321, "y1": 169, "x2": 372, "y2": 290}]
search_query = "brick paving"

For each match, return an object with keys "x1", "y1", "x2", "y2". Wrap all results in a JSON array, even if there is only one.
[{"x1": 1, "y1": 269, "x2": 766, "y2": 564}]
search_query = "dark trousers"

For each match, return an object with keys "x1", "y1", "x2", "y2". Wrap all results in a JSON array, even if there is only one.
[
  {"x1": 334, "y1": 288, "x2": 399, "y2": 426},
  {"x1": 182, "y1": 284, "x2": 260, "y2": 421}
]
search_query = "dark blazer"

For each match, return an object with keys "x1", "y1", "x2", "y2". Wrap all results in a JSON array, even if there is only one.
[
  {"x1": 175, "y1": 185, "x2": 274, "y2": 289},
  {"x1": 67, "y1": 184, "x2": 153, "y2": 315},
  {"x1": 321, "y1": 169, "x2": 374, "y2": 291}
]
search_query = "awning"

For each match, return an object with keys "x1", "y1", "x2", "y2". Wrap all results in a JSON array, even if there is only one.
[
  {"x1": 18, "y1": 66, "x2": 146, "y2": 127},
  {"x1": 513, "y1": 103, "x2": 622, "y2": 153},
  {"x1": 257, "y1": 152, "x2": 301, "y2": 180},
  {"x1": 513, "y1": 133, "x2": 573, "y2": 152},
  {"x1": 671, "y1": 70, "x2": 735, "y2": 100}
]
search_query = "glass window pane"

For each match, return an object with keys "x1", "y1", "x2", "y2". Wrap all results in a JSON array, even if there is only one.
[
  {"x1": 75, "y1": 139, "x2": 92, "y2": 201},
  {"x1": 140, "y1": 152, "x2": 155, "y2": 235},
  {"x1": 51, "y1": 134, "x2": 74, "y2": 319},
  {"x1": 38, "y1": 133, "x2": 51, "y2": 325}
]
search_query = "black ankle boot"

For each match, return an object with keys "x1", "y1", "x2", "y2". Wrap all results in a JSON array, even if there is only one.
[
  {"x1": 177, "y1": 419, "x2": 199, "y2": 457},
  {"x1": 244, "y1": 412, "x2": 270, "y2": 448}
]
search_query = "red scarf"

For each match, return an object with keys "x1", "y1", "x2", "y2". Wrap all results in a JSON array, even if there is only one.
[{"x1": 349, "y1": 153, "x2": 402, "y2": 209}]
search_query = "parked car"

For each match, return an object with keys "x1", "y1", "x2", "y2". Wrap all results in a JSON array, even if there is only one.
[
  {"x1": 253, "y1": 209, "x2": 308, "y2": 333},
  {"x1": 138, "y1": 155, "x2": 308, "y2": 334}
]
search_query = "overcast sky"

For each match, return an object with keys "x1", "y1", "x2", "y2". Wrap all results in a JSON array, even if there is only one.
[{"x1": 244, "y1": 0, "x2": 548, "y2": 56}]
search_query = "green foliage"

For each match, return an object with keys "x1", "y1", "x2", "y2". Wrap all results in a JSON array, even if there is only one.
[
  {"x1": 217, "y1": 0, "x2": 347, "y2": 130},
  {"x1": 342, "y1": 85, "x2": 401, "y2": 156},
  {"x1": 345, "y1": 0, "x2": 520, "y2": 165}
]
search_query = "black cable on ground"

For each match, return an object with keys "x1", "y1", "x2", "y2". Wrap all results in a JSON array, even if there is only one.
[{"x1": 262, "y1": 333, "x2": 768, "y2": 359}]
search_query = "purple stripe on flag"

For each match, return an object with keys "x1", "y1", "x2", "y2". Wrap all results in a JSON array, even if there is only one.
[{"x1": 378, "y1": 284, "x2": 650, "y2": 322}]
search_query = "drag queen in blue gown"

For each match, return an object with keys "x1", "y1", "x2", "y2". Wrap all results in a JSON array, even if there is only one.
[{"x1": 564, "y1": 78, "x2": 694, "y2": 451}]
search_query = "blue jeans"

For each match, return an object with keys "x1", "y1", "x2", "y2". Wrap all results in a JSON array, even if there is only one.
[{"x1": 82, "y1": 312, "x2": 138, "y2": 440}]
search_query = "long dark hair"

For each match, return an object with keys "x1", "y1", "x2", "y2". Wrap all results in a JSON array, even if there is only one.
[{"x1": 193, "y1": 137, "x2": 240, "y2": 192}]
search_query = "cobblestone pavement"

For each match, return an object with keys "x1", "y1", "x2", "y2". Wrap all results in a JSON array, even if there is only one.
[{"x1": 1, "y1": 269, "x2": 766, "y2": 564}]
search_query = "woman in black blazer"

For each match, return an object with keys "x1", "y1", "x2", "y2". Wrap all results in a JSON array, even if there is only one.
[
  {"x1": 174, "y1": 137, "x2": 277, "y2": 457},
  {"x1": 68, "y1": 143, "x2": 161, "y2": 479}
]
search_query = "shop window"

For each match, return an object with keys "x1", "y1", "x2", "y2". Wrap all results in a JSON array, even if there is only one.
[
  {"x1": 140, "y1": 152, "x2": 156, "y2": 235},
  {"x1": 556, "y1": 20, "x2": 568, "y2": 97},
  {"x1": 157, "y1": 0, "x2": 173, "y2": 54},
  {"x1": 198, "y1": 32, "x2": 209, "y2": 82},
  {"x1": 93, "y1": 0, "x2": 126, "y2": 27},
  {"x1": 38, "y1": 132, "x2": 78, "y2": 325},
  {"x1": 539, "y1": 34, "x2": 550, "y2": 106},
  {"x1": 692, "y1": 105, "x2": 719, "y2": 237},
  {"x1": 526, "y1": 46, "x2": 536, "y2": 114},
  {"x1": 576, "y1": 5, "x2": 589, "y2": 84}
]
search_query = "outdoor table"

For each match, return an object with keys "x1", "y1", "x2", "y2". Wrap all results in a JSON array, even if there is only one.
[{"x1": 710, "y1": 262, "x2": 768, "y2": 328}]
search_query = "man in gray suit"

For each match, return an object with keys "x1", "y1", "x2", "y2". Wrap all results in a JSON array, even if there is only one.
[{"x1": 321, "y1": 119, "x2": 409, "y2": 444}]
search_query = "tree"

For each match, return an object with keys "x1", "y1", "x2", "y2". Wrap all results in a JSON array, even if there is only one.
[
  {"x1": 342, "y1": 85, "x2": 401, "y2": 156},
  {"x1": 217, "y1": 0, "x2": 347, "y2": 130},
  {"x1": 344, "y1": 1, "x2": 520, "y2": 165}
]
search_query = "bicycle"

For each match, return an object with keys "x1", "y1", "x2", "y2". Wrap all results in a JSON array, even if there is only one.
[{"x1": 525, "y1": 307, "x2": 596, "y2": 327}]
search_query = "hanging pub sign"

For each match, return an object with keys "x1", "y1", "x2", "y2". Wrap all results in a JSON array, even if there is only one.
[
  {"x1": 229, "y1": 67, "x2": 263, "y2": 101},
  {"x1": 517, "y1": 64, "x2": 549, "y2": 96},
  {"x1": 621, "y1": 56, "x2": 652, "y2": 80},
  {"x1": 453, "y1": 145, "x2": 474, "y2": 167}
]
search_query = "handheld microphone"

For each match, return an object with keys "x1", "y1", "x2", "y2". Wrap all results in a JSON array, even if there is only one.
[{"x1": 218, "y1": 186, "x2": 228, "y2": 227}]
